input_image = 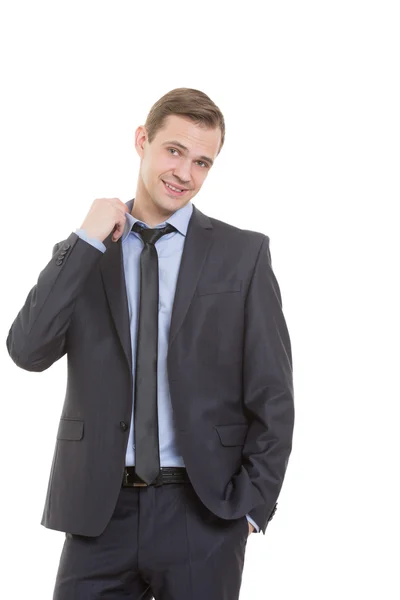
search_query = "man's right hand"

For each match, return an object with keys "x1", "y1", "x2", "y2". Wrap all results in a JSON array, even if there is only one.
[{"x1": 79, "y1": 198, "x2": 129, "y2": 243}]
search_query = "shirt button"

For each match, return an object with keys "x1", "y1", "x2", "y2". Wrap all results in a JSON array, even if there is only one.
[{"x1": 120, "y1": 421, "x2": 128, "y2": 431}]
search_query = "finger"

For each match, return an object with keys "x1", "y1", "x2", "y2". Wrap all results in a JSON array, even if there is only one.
[
  {"x1": 111, "y1": 222, "x2": 120, "y2": 239},
  {"x1": 113, "y1": 198, "x2": 128, "y2": 212},
  {"x1": 112, "y1": 217, "x2": 126, "y2": 241}
]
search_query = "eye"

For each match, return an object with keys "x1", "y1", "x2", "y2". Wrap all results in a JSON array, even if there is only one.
[{"x1": 167, "y1": 148, "x2": 209, "y2": 168}]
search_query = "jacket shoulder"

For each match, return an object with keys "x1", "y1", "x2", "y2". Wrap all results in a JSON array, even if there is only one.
[{"x1": 208, "y1": 215, "x2": 269, "y2": 247}]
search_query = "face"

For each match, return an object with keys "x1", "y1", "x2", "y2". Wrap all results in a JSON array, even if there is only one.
[{"x1": 134, "y1": 114, "x2": 221, "y2": 220}]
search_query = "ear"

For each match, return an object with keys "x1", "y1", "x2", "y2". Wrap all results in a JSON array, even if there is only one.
[{"x1": 134, "y1": 125, "x2": 148, "y2": 158}]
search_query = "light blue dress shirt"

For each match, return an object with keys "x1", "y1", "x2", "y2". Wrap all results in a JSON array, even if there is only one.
[{"x1": 75, "y1": 199, "x2": 259, "y2": 533}]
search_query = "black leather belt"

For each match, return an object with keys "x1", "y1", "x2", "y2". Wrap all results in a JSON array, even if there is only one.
[{"x1": 122, "y1": 466, "x2": 190, "y2": 487}]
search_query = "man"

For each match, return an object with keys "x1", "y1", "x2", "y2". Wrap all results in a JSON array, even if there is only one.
[{"x1": 6, "y1": 87, "x2": 294, "y2": 599}]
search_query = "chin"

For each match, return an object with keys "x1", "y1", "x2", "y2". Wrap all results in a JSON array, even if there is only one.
[{"x1": 158, "y1": 194, "x2": 183, "y2": 208}]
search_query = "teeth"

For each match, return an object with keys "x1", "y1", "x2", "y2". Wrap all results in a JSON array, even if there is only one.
[{"x1": 165, "y1": 182, "x2": 183, "y2": 193}]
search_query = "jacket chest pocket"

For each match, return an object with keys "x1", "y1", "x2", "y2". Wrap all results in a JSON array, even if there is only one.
[
  {"x1": 194, "y1": 280, "x2": 244, "y2": 365},
  {"x1": 195, "y1": 280, "x2": 242, "y2": 296}
]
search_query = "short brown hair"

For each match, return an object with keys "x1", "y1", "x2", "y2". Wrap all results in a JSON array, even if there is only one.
[{"x1": 144, "y1": 88, "x2": 225, "y2": 156}]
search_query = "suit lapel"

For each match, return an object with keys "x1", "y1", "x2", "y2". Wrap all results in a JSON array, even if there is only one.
[
  {"x1": 168, "y1": 204, "x2": 213, "y2": 350},
  {"x1": 100, "y1": 201, "x2": 213, "y2": 372},
  {"x1": 100, "y1": 233, "x2": 133, "y2": 372}
]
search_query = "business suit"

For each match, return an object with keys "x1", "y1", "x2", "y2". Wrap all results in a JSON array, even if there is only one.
[{"x1": 6, "y1": 198, "x2": 294, "y2": 597}]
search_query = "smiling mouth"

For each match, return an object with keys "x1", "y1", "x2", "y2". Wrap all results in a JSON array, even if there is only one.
[{"x1": 162, "y1": 180, "x2": 188, "y2": 195}]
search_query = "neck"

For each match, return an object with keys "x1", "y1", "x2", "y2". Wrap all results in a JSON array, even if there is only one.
[{"x1": 131, "y1": 178, "x2": 174, "y2": 227}]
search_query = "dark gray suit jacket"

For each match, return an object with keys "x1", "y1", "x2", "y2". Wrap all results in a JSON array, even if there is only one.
[{"x1": 6, "y1": 200, "x2": 294, "y2": 536}]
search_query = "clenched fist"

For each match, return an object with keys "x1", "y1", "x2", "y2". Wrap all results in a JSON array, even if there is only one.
[{"x1": 79, "y1": 198, "x2": 129, "y2": 243}]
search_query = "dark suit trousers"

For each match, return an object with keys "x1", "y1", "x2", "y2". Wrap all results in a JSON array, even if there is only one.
[{"x1": 53, "y1": 481, "x2": 249, "y2": 599}]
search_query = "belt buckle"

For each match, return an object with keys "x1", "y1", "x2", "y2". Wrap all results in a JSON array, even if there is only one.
[
  {"x1": 123, "y1": 469, "x2": 148, "y2": 487},
  {"x1": 123, "y1": 469, "x2": 164, "y2": 488}
]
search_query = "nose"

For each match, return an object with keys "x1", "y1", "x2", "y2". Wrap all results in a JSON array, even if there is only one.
[{"x1": 173, "y1": 159, "x2": 192, "y2": 186}]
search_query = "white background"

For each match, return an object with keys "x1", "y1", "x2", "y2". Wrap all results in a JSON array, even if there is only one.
[{"x1": 1, "y1": 1, "x2": 399, "y2": 598}]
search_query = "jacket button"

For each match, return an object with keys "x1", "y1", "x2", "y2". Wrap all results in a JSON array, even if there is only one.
[
  {"x1": 56, "y1": 259, "x2": 63, "y2": 266},
  {"x1": 120, "y1": 421, "x2": 128, "y2": 431}
]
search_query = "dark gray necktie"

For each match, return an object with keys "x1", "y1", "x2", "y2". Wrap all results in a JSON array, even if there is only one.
[{"x1": 131, "y1": 221, "x2": 177, "y2": 484}]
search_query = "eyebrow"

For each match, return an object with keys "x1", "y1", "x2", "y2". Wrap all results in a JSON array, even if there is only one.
[{"x1": 162, "y1": 140, "x2": 214, "y2": 166}]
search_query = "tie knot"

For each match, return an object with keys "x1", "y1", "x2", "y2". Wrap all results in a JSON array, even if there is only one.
[{"x1": 132, "y1": 222, "x2": 177, "y2": 245}]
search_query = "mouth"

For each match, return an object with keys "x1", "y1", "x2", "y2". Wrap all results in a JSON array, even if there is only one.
[{"x1": 162, "y1": 180, "x2": 188, "y2": 197}]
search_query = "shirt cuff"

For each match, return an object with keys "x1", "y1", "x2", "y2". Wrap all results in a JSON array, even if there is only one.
[
  {"x1": 75, "y1": 229, "x2": 106, "y2": 253},
  {"x1": 246, "y1": 514, "x2": 260, "y2": 533}
]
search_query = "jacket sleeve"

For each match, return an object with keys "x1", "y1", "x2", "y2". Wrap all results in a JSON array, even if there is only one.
[
  {"x1": 242, "y1": 235, "x2": 295, "y2": 534},
  {"x1": 6, "y1": 231, "x2": 105, "y2": 372}
]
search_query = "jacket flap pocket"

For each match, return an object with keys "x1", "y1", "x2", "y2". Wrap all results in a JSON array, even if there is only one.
[
  {"x1": 57, "y1": 418, "x2": 84, "y2": 441},
  {"x1": 196, "y1": 280, "x2": 242, "y2": 296},
  {"x1": 215, "y1": 423, "x2": 248, "y2": 446}
]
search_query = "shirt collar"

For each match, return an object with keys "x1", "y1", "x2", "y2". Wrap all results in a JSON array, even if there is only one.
[{"x1": 121, "y1": 198, "x2": 193, "y2": 243}]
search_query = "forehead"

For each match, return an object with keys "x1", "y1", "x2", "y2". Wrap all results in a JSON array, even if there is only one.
[{"x1": 154, "y1": 114, "x2": 221, "y2": 159}]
